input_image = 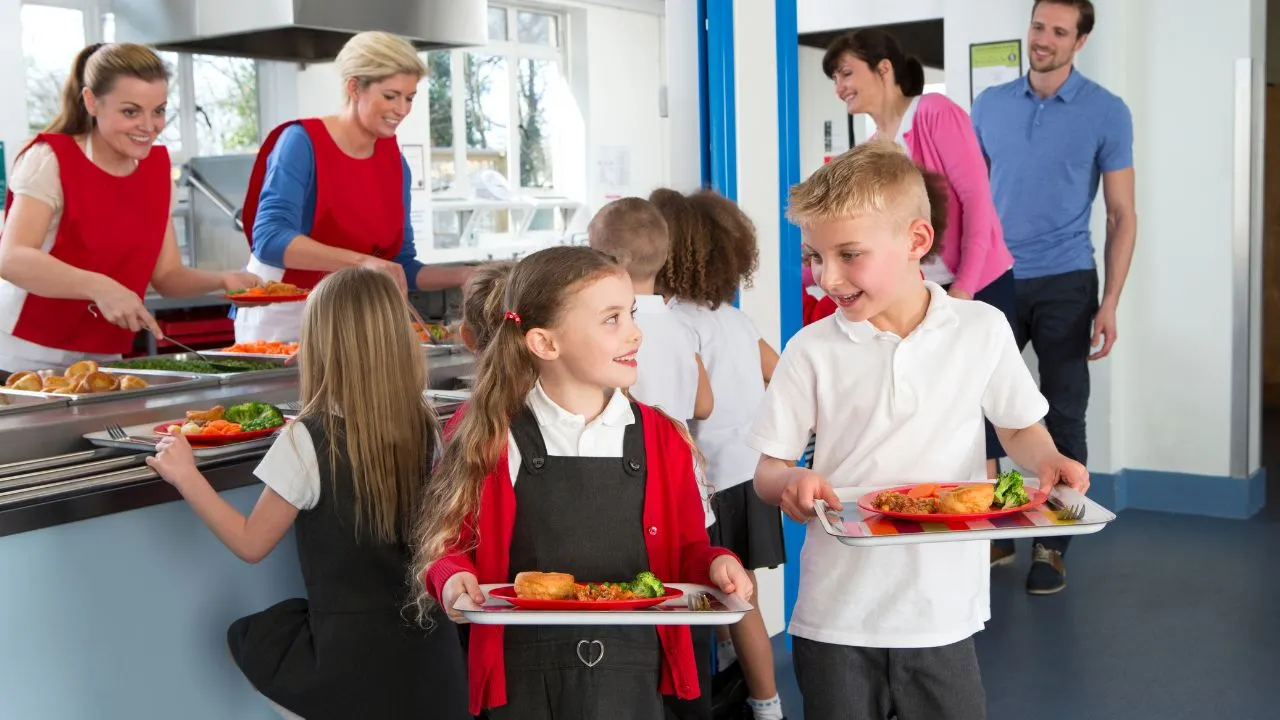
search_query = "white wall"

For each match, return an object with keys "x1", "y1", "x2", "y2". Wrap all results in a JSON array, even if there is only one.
[
  {"x1": 797, "y1": 0, "x2": 1266, "y2": 480},
  {"x1": 798, "y1": 0, "x2": 944, "y2": 34},
  {"x1": 0, "y1": 0, "x2": 27, "y2": 206},
  {"x1": 664, "y1": 0, "x2": 703, "y2": 191}
]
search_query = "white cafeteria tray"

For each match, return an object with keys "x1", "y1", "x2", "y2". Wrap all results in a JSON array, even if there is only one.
[
  {"x1": 83, "y1": 422, "x2": 282, "y2": 458},
  {"x1": 814, "y1": 482, "x2": 1115, "y2": 547},
  {"x1": 455, "y1": 583, "x2": 751, "y2": 626}
]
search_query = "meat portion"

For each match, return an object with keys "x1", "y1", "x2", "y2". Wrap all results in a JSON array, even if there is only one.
[{"x1": 871, "y1": 492, "x2": 938, "y2": 515}]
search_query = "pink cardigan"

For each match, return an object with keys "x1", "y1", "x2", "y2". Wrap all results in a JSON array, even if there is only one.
[{"x1": 903, "y1": 93, "x2": 1013, "y2": 296}]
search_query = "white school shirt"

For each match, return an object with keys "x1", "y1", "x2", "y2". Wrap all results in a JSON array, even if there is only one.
[
  {"x1": 746, "y1": 282, "x2": 1048, "y2": 648},
  {"x1": 507, "y1": 383, "x2": 716, "y2": 527},
  {"x1": 669, "y1": 301, "x2": 765, "y2": 493},
  {"x1": 630, "y1": 295, "x2": 700, "y2": 424}
]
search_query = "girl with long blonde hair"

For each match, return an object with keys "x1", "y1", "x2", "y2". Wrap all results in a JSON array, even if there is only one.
[
  {"x1": 412, "y1": 246, "x2": 752, "y2": 719},
  {"x1": 149, "y1": 268, "x2": 467, "y2": 719}
]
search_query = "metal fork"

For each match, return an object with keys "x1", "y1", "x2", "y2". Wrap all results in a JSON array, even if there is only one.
[
  {"x1": 686, "y1": 591, "x2": 713, "y2": 611},
  {"x1": 280, "y1": 400, "x2": 303, "y2": 414},
  {"x1": 105, "y1": 422, "x2": 160, "y2": 445},
  {"x1": 1049, "y1": 495, "x2": 1086, "y2": 521}
]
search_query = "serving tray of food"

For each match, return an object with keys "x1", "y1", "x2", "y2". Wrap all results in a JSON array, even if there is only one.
[
  {"x1": 0, "y1": 361, "x2": 217, "y2": 404},
  {"x1": 105, "y1": 353, "x2": 296, "y2": 384},
  {"x1": 204, "y1": 341, "x2": 299, "y2": 360},
  {"x1": 814, "y1": 472, "x2": 1115, "y2": 547},
  {"x1": 83, "y1": 400, "x2": 290, "y2": 456},
  {"x1": 455, "y1": 572, "x2": 752, "y2": 626},
  {"x1": 0, "y1": 392, "x2": 71, "y2": 417},
  {"x1": 224, "y1": 281, "x2": 311, "y2": 306}
]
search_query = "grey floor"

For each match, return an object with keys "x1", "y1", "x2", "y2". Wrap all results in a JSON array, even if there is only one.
[{"x1": 770, "y1": 413, "x2": 1280, "y2": 719}]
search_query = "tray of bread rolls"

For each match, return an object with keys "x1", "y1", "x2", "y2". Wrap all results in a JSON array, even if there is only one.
[
  {"x1": 813, "y1": 480, "x2": 1115, "y2": 548},
  {"x1": 455, "y1": 575, "x2": 753, "y2": 626},
  {"x1": 0, "y1": 360, "x2": 219, "y2": 405}
]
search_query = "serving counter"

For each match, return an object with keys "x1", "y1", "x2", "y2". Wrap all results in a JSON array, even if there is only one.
[{"x1": 0, "y1": 350, "x2": 475, "y2": 719}]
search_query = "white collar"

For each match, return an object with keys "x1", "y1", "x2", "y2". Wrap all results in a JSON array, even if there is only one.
[
  {"x1": 894, "y1": 95, "x2": 923, "y2": 148},
  {"x1": 526, "y1": 382, "x2": 635, "y2": 430},
  {"x1": 832, "y1": 281, "x2": 960, "y2": 343}
]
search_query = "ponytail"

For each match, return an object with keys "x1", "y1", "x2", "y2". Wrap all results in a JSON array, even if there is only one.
[
  {"x1": 45, "y1": 44, "x2": 104, "y2": 136},
  {"x1": 42, "y1": 43, "x2": 170, "y2": 137},
  {"x1": 900, "y1": 56, "x2": 926, "y2": 97}
]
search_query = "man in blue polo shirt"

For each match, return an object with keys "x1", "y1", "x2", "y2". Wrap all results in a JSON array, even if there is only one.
[{"x1": 972, "y1": 0, "x2": 1137, "y2": 595}]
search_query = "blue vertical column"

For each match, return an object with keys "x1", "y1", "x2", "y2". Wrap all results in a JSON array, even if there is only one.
[
  {"x1": 703, "y1": 0, "x2": 736, "y2": 200},
  {"x1": 775, "y1": 0, "x2": 804, "y2": 647}
]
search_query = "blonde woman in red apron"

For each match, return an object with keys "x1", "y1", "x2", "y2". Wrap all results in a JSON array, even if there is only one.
[
  {"x1": 236, "y1": 31, "x2": 471, "y2": 343},
  {"x1": 0, "y1": 42, "x2": 259, "y2": 373}
]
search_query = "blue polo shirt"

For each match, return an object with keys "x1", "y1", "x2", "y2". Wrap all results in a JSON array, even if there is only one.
[{"x1": 971, "y1": 68, "x2": 1133, "y2": 279}]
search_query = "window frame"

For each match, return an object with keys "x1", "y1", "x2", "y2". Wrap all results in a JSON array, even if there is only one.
[
  {"x1": 20, "y1": 0, "x2": 263, "y2": 166},
  {"x1": 429, "y1": 3, "x2": 568, "y2": 200}
]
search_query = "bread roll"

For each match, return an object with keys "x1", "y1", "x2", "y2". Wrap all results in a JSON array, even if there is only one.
[
  {"x1": 118, "y1": 375, "x2": 149, "y2": 390},
  {"x1": 514, "y1": 571, "x2": 576, "y2": 600},
  {"x1": 938, "y1": 484, "x2": 996, "y2": 514},
  {"x1": 5, "y1": 371, "x2": 42, "y2": 392},
  {"x1": 65, "y1": 360, "x2": 99, "y2": 377}
]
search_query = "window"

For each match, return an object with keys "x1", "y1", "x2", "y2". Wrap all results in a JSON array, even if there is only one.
[
  {"x1": 426, "y1": 5, "x2": 567, "y2": 197},
  {"x1": 20, "y1": 1, "x2": 260, "y2": 163},
  {"x1": 21, "y1": 3, "x2": 87, "y2": 136}
]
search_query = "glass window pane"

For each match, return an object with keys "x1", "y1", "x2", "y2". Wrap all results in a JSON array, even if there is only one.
[
  {"x1": 518, "y1": 59, "x2": 556, "y2": 189},
  {"x1": 192, "y1": 55, "x2": 259, "y2": 155},
  {"x1": 156, "y1": 52, "x2": 182, "y2": 156},
  {"x1": 488, "y1": 7, "x2": 508, "y2": 41},
  {"x1": 516, "y1": 11, "x2": 557, "y2": 46},
  {"x1": 464, "y1": 53, "x2": 508, "y2": 179},
  {"x1": 21, "y1": 5, "x2": 86, "y2": 136},
  {"x1": 426, "y1": 52, "x2": 454, "y2": 192}
]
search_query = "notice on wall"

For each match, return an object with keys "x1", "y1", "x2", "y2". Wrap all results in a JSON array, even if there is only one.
[
  {"x1": 597, "y1": 146, "x2": 632, "y2": 191},
  {"x1": 401, "y1": 144, "x2": 426, "y2": 191},
  {"x1": 970, "y1": 40, "x2": 1023, "y2": 103}
]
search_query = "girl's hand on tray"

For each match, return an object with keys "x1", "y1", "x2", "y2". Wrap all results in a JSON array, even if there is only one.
[
  {"x1": 780, "y1": 468, "x2": 842, "y2": 522},
  {"x1": 147, "y1": 434, "x2": 199, "y2": 486},
  {"x1": 709, "y1": 555, "x2": 754, "y2": 602},
  {"x1": 441, "y1": 572, "x2": 486, "y2": 623}
]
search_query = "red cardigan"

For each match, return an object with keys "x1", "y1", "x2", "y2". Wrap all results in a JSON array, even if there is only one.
[{"x1": 427, "y1": 402, "x2": 735, "y2": 715}]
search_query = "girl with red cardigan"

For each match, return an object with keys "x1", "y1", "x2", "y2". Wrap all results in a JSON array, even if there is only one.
[{"x1": 413, "y1": 246, "x2": 752, "y2": 719}]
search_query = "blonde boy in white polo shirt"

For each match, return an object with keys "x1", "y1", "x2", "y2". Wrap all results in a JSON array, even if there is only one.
[{"x1": 750, "y1": 142, "x2": 1089, "y2": 720}]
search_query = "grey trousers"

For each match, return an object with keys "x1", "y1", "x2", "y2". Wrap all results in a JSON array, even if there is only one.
[{"x1": 792, "y1": 635, "x2": 986, "y2": 720}]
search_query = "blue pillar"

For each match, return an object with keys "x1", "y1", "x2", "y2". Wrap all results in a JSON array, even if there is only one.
[
  {"x1": 775, "y1": 0, "x2": 804, "y2": 649},
  {"x1": 703, "y1": 0, "x2": 736, "y2": 200}
]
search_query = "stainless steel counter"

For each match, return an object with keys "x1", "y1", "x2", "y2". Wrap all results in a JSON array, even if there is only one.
[{"x1": 0, "y1": 350, "x2": 475, "y2": 537}]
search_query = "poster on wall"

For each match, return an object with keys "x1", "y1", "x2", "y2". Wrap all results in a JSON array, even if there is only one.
[
  {"x1": 970, "y1": 40, "x2": 1023, "y2": 103},
  {"x1": 401, "y1": 144, "x2": 426, "y2": 191}
]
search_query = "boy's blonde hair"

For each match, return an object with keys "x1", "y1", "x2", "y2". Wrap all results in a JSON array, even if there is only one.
[
  {"x1": 587, "y1": 197, "x2": 671, "y2": 280},
  {"x1": 787, "y1": 140, "x2": 947, "y2": 259}
]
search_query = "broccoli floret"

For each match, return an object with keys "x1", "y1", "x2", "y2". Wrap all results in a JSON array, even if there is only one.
[
  {"x1": 225, "y1": 401, "x2": 285, "y2": 431},
  {"x1": 629, "y1": 571, "x2": 665, "y2": 598},
  {"x1": 994, "y1": 470, "x2": 1030, "y2": 509}
]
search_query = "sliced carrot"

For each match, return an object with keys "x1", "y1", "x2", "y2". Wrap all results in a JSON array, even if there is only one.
[{"x1": 907, "y1": 483, "x2": 940, "y2": 499}]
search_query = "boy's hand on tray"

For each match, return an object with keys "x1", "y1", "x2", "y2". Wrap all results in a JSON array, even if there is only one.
[
  {"x1": 709, "y1": 555, "x2": 754, "y2": 602},
  {"x1": 146, "y1": 434, "x2": 199, "y2": 486},
  {"x1": 442, "y1": 572, "x2": 486, "y2": 623},
  {"x1": 1037, "y1": 454, "x2": 1090, "y2": 495},
  {"x1": 780, "y1": 468, "x2": 842, "y2": 522}
]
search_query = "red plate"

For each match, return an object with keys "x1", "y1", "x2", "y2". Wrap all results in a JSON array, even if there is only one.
[
  {"x1": 153, "y1": 421, "x2": 282, "y2": 446},
  {"x1": 223, "y1": 292, "x2": 310, "y2": 305},
  {"x1": 856, "y1": 482, "x2": 1048, "y2": 522},
  {"x1": 488, "y1": 585, "x2": 683, "y2": 611}
]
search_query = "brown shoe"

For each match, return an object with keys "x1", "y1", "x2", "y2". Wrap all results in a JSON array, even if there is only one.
[{"x1": 990, "y1": 541, "x2": 1016, "y2": 568}]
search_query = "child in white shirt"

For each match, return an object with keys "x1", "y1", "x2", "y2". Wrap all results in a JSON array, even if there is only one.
[
  {"x1": 650, "y1": 188, "x2": 785, "y2": 720},
  {"x1": 588, "y1": 197, "x2": 712, "y2": 426},
  {"x1": 749, "y1": 141, "x2": 1089, "y2": 720}
]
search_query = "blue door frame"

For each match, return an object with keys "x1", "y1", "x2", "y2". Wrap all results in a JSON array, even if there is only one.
[{"x1": 699, "y1": 0, "x2": 804, "y2": 644}]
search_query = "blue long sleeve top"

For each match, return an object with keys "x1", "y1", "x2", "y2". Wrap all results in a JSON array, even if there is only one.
[{"x1": 250, "y1": 123, "x2": 425, "y2": 289}]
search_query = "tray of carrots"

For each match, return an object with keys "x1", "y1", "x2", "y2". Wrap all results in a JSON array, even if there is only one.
[{"x1": 205, "y1": 341, "x2": 300, "y2": 360}]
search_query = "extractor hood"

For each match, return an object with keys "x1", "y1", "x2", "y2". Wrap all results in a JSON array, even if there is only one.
[{"x1": 113, "y1": 0, "x2": 488, "y2": 64}]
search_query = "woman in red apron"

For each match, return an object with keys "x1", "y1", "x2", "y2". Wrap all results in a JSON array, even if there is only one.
[
  {"x1": 0, "y1": 42, "x2": 259, "y2": 373},
  {"x1": 236, "y1": 31, "x2": 471, "y2": 343}
]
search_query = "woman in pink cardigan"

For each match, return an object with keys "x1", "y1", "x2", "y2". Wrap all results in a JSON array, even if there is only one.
[{"x1": 822, "y1": 28, "x2": 1016, "y2": 478}]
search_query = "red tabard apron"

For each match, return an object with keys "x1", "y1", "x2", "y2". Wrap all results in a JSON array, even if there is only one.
[
  {"x1": 242, "y1": 118, "x2": 405, "y2": 290},
  {"x1": 2, "y1": 133, "x2": 169, "y2": 354}
]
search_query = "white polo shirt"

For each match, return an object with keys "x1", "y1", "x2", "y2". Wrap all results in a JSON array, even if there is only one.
[
  {"x1": 630, "y1": 295, "x2": 700, "y2": 424},
  {"x1": 747, "y1": 282, "x2": 1048, "y2": 648},
  {"x1": 669, "y1": 300, "x2": 766, "y2": 493}
]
